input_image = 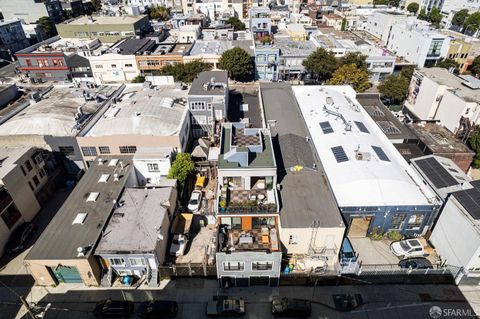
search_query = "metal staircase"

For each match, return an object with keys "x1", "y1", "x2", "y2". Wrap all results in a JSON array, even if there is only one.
[{"x1": 100, "y1": 267, "x2": 112, "y2": 287}]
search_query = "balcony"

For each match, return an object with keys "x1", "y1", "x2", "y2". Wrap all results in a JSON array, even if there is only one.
[
  {"x1": 218, "y1": 226, "x2": 280, "y2": 252},
  {"x1": 218, "y1": 188, "x2": 277, "y2": 214}
]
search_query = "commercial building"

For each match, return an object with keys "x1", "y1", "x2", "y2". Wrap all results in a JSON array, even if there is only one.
[
  {"x1": 365, "y1": 11, "x2": 410, "y2": 44},
  {"x1": 25, "y1": 155, "x2": 135, "y2": 286},
  {"x1": 386, "y1": 22, "x2": 450, "y2": 67},
  {"x1": 56, "y1": 15, "x2": 150, "y2": 43},
  {"x1": 77, "y1": 84, "x2": 191, "y2": 166},
  {"x1": 404, "y1": 68, "x2": 480, "y2": 134},
  {"x1": 183, "y1": 40, "x2": 232, "y2": 68},
  {"x1": 95, "y1": 186, "x2": 177, "y2": 287},
  {"x1": 292, "y1": 86, "x2": 438, "y2": 237},
  {"x1": 261, "y1": 82, "x2": 345, "y2": 273},
  {"x1": 16, "y1": 36, "x2": 102, "y2": 83},
  {"x1": 0, "y1": 147, "x2": 55, "y2": 256},
  {"x1": 136, "y1": 42, "x2": 192, "y2": 75},
  {"x1": 0, "y1": 20, "x2": 30, "y2": 57},
  {"x1": 0, "y1": 0, "x2": 63, "y2": 24},
  {"x1": 188, "y1": 71, "x2": 229, "y2": 138},
  {"x1": 216, "y1": 122, "x2": 281, "y2": 287}
]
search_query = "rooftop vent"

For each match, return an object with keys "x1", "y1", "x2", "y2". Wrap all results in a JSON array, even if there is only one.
[
  {"x1": 86, "y1": 192, "x2": 99, "y2": 202},
  {"x1": 108, "y1": 159, "x2": 119, "y2": 166},
  {"x1": 72, "y1": 213, "x2": 88, "y2": 225},
  {"x1": 98, "y1": 174, "x2": 110, "y2": 183}
]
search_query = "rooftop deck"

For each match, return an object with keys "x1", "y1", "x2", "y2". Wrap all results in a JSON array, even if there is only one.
[{"x1": 219, "y1": 227, "x2": 280, "y2": 252}]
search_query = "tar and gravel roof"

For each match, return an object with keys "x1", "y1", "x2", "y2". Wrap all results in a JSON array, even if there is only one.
[
  {"x1": 292, "y1": 85, "x2": 436, "y2": 207},
  {"x1": 84, "y1": 85, "x2": 189, "y2": 137},
  {"x1": 26, "y1": 155, "x2": 134, "y2": 260},
  {"x1": 189, "y1": 71, "x2": 228, "y2": 96},
  {"x1": 96, "y1": 187, "x2": 174, "y2": 253},
  {"x1": 260, "y1": 82, "x2": 344, "y2": 229}
]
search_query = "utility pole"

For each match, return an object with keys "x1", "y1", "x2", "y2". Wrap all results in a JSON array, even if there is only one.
[{"x1": 20, "y1": 296, "x2": 36, "y2": 319}]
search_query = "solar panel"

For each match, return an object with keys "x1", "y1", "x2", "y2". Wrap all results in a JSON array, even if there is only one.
[
  {"x1": 454, "y1": 188, "x2": 480, "y2": 220},
  {"x1": 354, "y1": 121, "x2": 369, "y2": 133},
  {"x1": 320, "y1": 121, "x2": 334, "y2": 134},
  {"x1": 371, "y1": 146, "x2": 390, "y2": 162},
  {"x1": 331, "y1": 146, "x2": 348, "y2": 163},
  {"x1": 415, "y1": 157, "x2": 459, "y2": 189}
]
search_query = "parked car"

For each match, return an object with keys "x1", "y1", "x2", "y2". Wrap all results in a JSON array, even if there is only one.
[
  {"x1": 187, "y1": 190, "x2": 202, "y2": 213},
  {"x1": 5, "y1": 222, "x2": 35, "y2": 254},
  {"x1": 93, "y1": 299, "x2": 134, "y2": 318},
  {"x1": 206, "y1": 296, "x2": 245, "y2": 317},
  {"x1": 137, "y1": 300, "x2": 178, "y2": 318},
  {"x1": 399, "y1": 257, "x2": 433, "y2": 270},
  {"x1": 169, "y1": 234, "x2": 187, "y2": 257},
  {"x1": 332, "y1": 294, "x2": 364, "y2": 312},
  {"x1": 271, "y1": 297, "x2": 311, "y2": 317},
  {"x1": 390, "y1": 239, "x2": 425, "y2": 258}
]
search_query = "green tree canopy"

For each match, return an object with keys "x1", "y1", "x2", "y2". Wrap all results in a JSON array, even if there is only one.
[
  {"x1": 167, "y1": 153, "x2": 195, "y2": 183},
  {"x1": 131, "y1": 75, "x2": 145, "y2": 83},
  {"x1": 418, "y1": 8, "x2": 428, "y2": 20},
  {"x1": 468, "y1": 126, "x2": 480, "y2": 168},
  {"x1": 406, "y1": 2, "x2": 419, "y2": 14},
  {"x1": 38, "y1": 16, "x2": 55, "y2": 37},
  {"x1": 149, "y1": 6, "x2": 169, "y2": 21},
  {"x1": 378, "y1": 74, "x2": 411, "y2": 105},
  {"x1": 464, "y1": 12, "x2": 480, "y2": 34},
  {"x1": 219, "y1": 47, "x2": 253, "y2": 81},
  {"x1": 303, "y1": 48, "x2": 338, "y2": 82},
  {"x1": 158, "y1": 60, "x2": 213, "y2": 83},
  {"x1": 429, "y1": 7, "x2": 443, "y2": 28},
  {"x1": 436, "y1": 58, "x2": 460, "y2": 72},
  {"x1": 339, "y1": 52, "x2": 368, "y2": 70},
  {"x1": 226, "y1": 17, "x2": 246, "y2": 31},
  {"x1": 452, "y1": 9, "x2": 469, "y2": 27},
  {"x1": 470, "y1": 55, "x2": 480, "y2": 76},
  {"x1": 400, "y1": 65, "x2": 415, "y2": 79},
  {"x1": 327, "y1": 64, "x2": 371, "y2": 93}
]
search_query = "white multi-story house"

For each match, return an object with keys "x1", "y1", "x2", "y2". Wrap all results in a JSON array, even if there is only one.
[
  {"x1": 365, "y1": 11, "x2": 410, "y2": 43},
  {"x1": 404, "y1": 68, "x2": 480, "y2": 134},
  {"x1": 215, "y1": 122, "x2": 281, "y2": 287},
  {"x1": 386, "y1": 21, "x2": 450, "y2": 67}
]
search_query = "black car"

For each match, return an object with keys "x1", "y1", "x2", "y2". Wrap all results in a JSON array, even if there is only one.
[
  {"x1": 332, "y1": 294, "x2": 364, "y2": 312},
  {"x1": 5, "y1": 222, "x2": 35, "y2": 254},
  {"x1": 271, "y1": 297, "x2": 311, "y2": 317},
  {"x1": 206, "y1": 296, "x2": 245, "y2": 317},
  {"x1": 93, "y1": 299, "x2": 134, "y2": 318},
  {"x1": 399, "y1": 257, "x2": 433, "y2": 270},
  {"x1": 137, "y1": 300, "x2": 178, "y2": 318}
]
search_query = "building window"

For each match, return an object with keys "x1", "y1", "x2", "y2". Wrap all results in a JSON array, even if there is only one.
[
  {"x1": 32, "y1": 175, "x2": 40, "y2": 187},
  {"x1": 252, "y1": 261, "x2": 273, "y2": 271},
  {"x1": 390, "y1": 213, "x2": 406, "y2": 230},
  {"x1": 129, "y1": 257, "x2": 146, "y2": 266},
  {"x1": 194, "y1": 115, "x2": 207, "y2": 125},
  {"x1": 28, "y1": 182, "x2": 34, "y2": 191},
  {"x1": 25, "y1": 59, "x2": 32, "y2": 67},
  {"x1": 1, "y1": 204, "x2": 21, "y2": 229},
  {"x1": 111, "y1": 64, "x2": 117, "y2": 68},
  {"x1": 58, "y1": 146, "x2": 75, "y2": 156},
  {"x1": 147, "y1": 163, "x2": 160, "y2": 172},
  {"x1": 116, "y1": 269, "x2": 132, "y2": 276},
  {"x1": 119, "y1": 146, "x2": 137, "y2": 154},
  {"x1": 407, "y1": 214, "x2": 424, "y2": 230},
  {"x1": 20, "y1": 166, "x2": 26, "y2": 176},
  {"x1": 24, "y1": 160, "x2": 33, "y2": 172},
  {"x1": 81, "y1": 146, "x2": 97, "y2": 157},
  {"x1": 39, "y1": 168, "x2": 46, "y2": 178},
  {"x1": 109, "y1": 257, "x2": 125, "y2": 266},
  {"x1": 190, "y1": 101, "x2": 206, "y2": 110},
  {"x1": 223, "y1": 262, "x2": 244, "y2": 271},
  {"x1": 95, "y1": 65, "x2": 103, "y2": 69},
  {"x1": 125, "y1": 64, "x2": 133, "y2": 67},
  {"x1": 220, "y1": 217, "x2": 241, "y2": 229},
  {"x1": 98, "y1": 146, "x2": 111, "y2": 154},
  {"x1": 289, "y1": 235, "x2": 298, "y2": 245}
]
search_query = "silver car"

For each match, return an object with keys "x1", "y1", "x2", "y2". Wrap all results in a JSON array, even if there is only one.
[{"x1": 390, "y1": 239, "x2": 425, "y2": 258}]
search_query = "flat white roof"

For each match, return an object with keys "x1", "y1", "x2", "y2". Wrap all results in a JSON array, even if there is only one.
[
  {"x1": 293, "y1": 85, "x2": 436, "y2": 207},
  {"x1": 85, "y1": 85, "x2": 189, "y2": 137}
]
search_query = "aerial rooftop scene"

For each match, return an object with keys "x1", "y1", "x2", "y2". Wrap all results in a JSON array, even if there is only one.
[{"x1": 0, "y1": 0, "x2": 479, "y2": 318}]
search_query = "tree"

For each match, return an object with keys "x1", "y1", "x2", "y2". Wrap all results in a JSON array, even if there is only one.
[
  {"x1": 149, "y1": 5, "x2": 169, "y2": 21},
  {"x1": 226, "y1": 17, "x2": 245, "y2": 31},
  {"x1": 303, "y1": 48, "x2": 338, "y2": 82},
  {"x1": 341, "y1": 18, "x2": 347, "y2": 31},
  {"x1": 400, "y1": 65, "x2": 415, "y2": 80},
  {"x1": 378, "y1": 74, "x2": 411, "y2": 105},
  {"x1": 131, "y1": 75, "x2": 145, "y2": 83},
  {"x1": 464, "y1": 12, "x2": 480, "y2": 34},
  {"x1": 158, "y1": 60, "x2": 213, "y2": 83},
  {"x1": 327, "y1": 64, "x2": 371, "y2": 93},
  {"x1": 339, "y1": 52, "x2": 368, "y2": 70},
  {"x1": 428, "y1": 7, "x2": 443, "y2": 28},
  {"x1": 470, "y1": 56, "x2": 480, "y2": 76},
  {"x1": 38, "y1": 16, "x2": 55, "y2": 37},
  {"x1": 219, "y1": 47, "x2": 253, "y2": 81},
  {"x1": 468, "y1": 126, "x2": 480, "y2": 168},
  {"x1": 436, "y1": 58, "x2": 459, "y2": 72},
  {"x1": 406, "y1": 2, "x2": 419, "y2": 14},
  {"x1": 452, "y1": 9, "x2": 469, "y2": 27},
  {"x1": 418, "y1": 8, "x2": 428, "y2": 20},
  {"x1": 167, "y1": 153, "x2": 195, "y2": 183}
]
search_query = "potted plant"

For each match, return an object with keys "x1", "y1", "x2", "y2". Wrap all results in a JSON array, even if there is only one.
[{"x1": 219, "y1": 200, "x2": 227, "y2": 212}]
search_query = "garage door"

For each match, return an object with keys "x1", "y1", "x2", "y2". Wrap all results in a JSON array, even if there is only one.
[
  {"x1": 52, "y1": 265, "x2": 83, "y2": 283},
  {"x1": 250, "y1": 276, "x2": 270, "y2": 286}
]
